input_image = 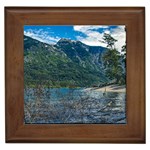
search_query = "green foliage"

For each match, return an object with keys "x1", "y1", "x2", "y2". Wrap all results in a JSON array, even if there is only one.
[
  {"x1": 101, "y1": 33, "x2": 117, "y2": 49},
  {"x1": 24, "y1": 36, "x2": 109, "y2": 88},
  {"x1": 101, "y1": 34, "x2": 126, "y2": 85},
  {"x1": 121, "y1": 44, "x2": 126, "y2": 64}
]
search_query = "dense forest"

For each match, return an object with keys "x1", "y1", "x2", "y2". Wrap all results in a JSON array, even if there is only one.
[{"x1": 24, "y1": 33, "x2": 126, "y2": 88}]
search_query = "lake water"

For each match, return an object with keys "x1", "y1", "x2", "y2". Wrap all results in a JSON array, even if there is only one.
[{"x1": 24, "y1": 88, "x2": 126, "y2": 124}]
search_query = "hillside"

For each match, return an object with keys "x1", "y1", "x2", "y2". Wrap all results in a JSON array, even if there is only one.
[{"x1": 24, "y1": 35, "x2": 109, "y2": 87}]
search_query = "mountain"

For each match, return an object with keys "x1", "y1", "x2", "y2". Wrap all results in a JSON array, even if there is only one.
[{"x1": 24, "y1": 35, "x2": 109, "y2": 87}]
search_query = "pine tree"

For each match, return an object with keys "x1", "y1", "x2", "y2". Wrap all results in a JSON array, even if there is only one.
[{"x1": 101, "y1": 33, "x2": 126, "y2": 85}]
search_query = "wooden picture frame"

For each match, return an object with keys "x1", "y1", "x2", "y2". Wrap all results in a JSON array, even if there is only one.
[{"x1": 5, "y1": 7, "x2": 145, "y2": 143}]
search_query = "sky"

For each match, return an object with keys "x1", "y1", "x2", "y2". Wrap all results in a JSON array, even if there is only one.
[{"x1": 24, "y1": 25, "x2": 126, "y2": 51}]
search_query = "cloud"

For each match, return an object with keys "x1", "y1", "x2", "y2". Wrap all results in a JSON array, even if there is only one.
[
  {"x1": 73, "y1": 25, "x2": 126, "y2": 51},
  {"x1": 24, "y1": 26, "x2": 126, "y2": 52},
  {"x1": 110, "y1": 26, "x2": 126, "y2": 51},
  {"x1": 73, "y1": 25, "x2": 108, "y2": 47},
  {"x1": 24, "y1": 29, "x2": 60, "y2": 44},
  {"x1": 74, "y1": 25, "x2": 109, "y2": 33}
]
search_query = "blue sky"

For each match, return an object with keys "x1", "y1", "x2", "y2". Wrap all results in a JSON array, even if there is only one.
[{"x1": 24, "y1": 25, "x2": 126, "y2": 51}]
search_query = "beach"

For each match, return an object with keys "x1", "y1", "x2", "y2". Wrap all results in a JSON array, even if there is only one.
[{"x1": 85, "y1": 84, "x2": 126, "y2": 93}]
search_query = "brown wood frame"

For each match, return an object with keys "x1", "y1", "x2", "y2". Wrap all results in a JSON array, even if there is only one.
[{"x1": 5, "y1": 7, "x2": 145, "y2": 143}]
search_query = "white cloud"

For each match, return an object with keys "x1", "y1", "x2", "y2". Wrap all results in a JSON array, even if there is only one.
[
  {"x1": 24, "y1": 26, "x2": 126, "y2": 52},
  {"x1": 74, "y1": 25, "x2": 108, "y2": 33},
  {"x1": 110, "y1": 26, "x2": 126, "y2": 51},
  {"x1": 73, "y1": 25, "x2": 108, "y2": 47},
  {"x1": 73, "y1": 25, "x2": 126, "y2": 52},
  {"x1": 24, "y1": 29, "x2": 60, "y2": 44},
  {"x1": 104, "y1": 30, "x2": 110, "y2": 34}
]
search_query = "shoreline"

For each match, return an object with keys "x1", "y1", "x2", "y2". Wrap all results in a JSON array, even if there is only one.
[
  {"x1": 25, "y1": 85, "x2": 126, "y2": 93},
  {"x1": 84, "y1": 84, "x2": 126, "y2": 93}
]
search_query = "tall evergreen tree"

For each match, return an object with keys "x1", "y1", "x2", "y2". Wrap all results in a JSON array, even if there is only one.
[{"x1": 101, "y1": 33, "x2": 126, "y2": 85}]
